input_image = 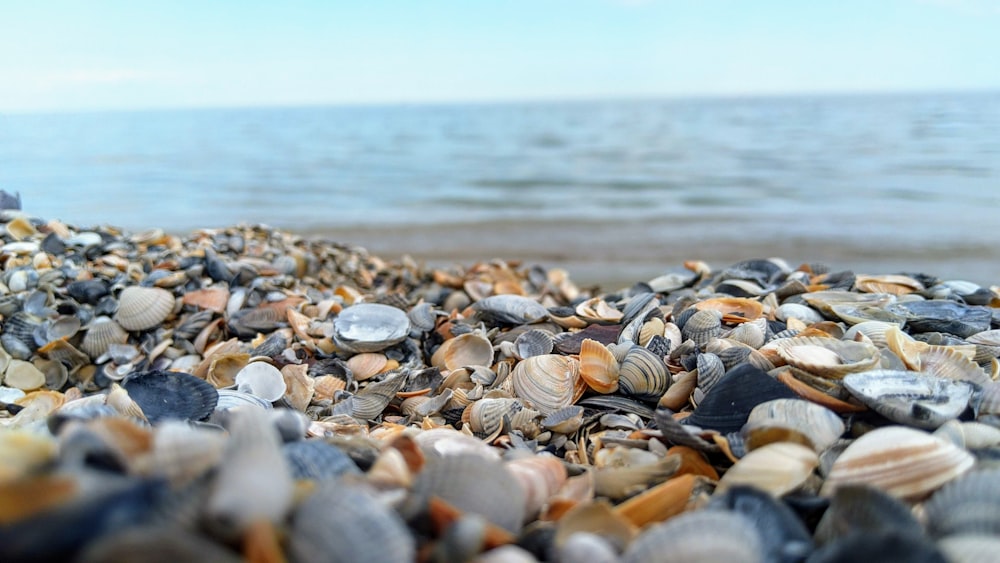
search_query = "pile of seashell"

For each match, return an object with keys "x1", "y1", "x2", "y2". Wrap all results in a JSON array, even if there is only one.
[{"x1": 2, "y1": 193, "x2": 1000, "y2": 562}]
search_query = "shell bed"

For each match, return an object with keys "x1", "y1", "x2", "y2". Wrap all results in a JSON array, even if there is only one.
[{"x1": 1, "y1": 206, "x2": 1000, "y2": 562}]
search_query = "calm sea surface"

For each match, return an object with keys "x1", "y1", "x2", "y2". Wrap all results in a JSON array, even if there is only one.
[{"x1": 2, "y1": 92, "x2": 999, "y2": 259}]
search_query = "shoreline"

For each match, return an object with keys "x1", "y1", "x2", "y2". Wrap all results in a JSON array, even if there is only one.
[{"x1": 299, "y1": 219, "x2": 1000, "y2": 290}]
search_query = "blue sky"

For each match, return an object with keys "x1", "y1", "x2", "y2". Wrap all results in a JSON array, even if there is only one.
[{"x1": 2, "y1": 0, "x2": 998, "y2": 112}]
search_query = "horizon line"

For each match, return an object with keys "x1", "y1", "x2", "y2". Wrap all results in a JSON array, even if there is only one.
[{"x1": 3, "y1": 86, "x2": 999, "y2": 117}]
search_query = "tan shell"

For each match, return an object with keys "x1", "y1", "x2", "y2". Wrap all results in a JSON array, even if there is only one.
[
  {"x1": 181, "y1": 287, "x2": 230, "y2": 313},
  {"x1": 694, "y1": 297, "x2": 764, "y2": 324},
  {"x1": 717, "y1": 442, "x2": 819, "y2": 497},
  {"x1": 312, "y1": 375, "x2": 347, "y2": 400},
  {"x1": 3, "y1": 360, "x2": 46, "y2": 391},
  {"x1": 5, "y1": 216, "x2": 38, "y2": 241},
  {"x1": 281, "y1": 363, "x2": 315, "y2": 411},
  {"x1": 142, "y1": 420, "x2": 226, "y2": 486},
  {"x1": 506, "y1": 454, "x2": 568, "y2": 518},
  {"x1": 770, "y1": 336, "x2": 880, "y2": 379},
  {"x1": 854, "y1": 274, "x2": 924, "y2": 295},
  {"x1": 206, "y1": 353, "x2": 250, "y2": 389},
  {"x1": 81, "y1": 316, "x2": 129, "y2": 359},
  {"x1": 575, "y1": 297, "x2": 624, "y2": 323},
  {"x1": 346, "y1": 352, "x2": 389, "y2": 382},
  {"x1": 511, "y1": 354, "x2": 582, "y2": 415},
  {"x1": 431, "y1": 333, "x2": 494, "y2": 370},
  {"x1": 912, "y1": 345, "x2": 991, "y2": 387},
  {"x1": 743, "y1": 398, "x2": 845, "y2": 453},
  {"x1": 638, "y1": 317, "x2": 665, "y2": 347},
  {"x1": 822, "y1": 425, "x2": 974, "y2": 500},
  {"x1": 618, "y1": 346, "x2": 670, "y2": 400},
  {"x1": 469, "y1": 397, "x2": 521, "y2": 440},
  {"x1": 114, "y1": 286, "x2": 175, "y2": 331},
  {"x1": 578, "y1": 338, "x2": 620, "y2": 394}
]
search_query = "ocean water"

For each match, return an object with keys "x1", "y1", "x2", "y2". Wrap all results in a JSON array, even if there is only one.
[{"x1": 2, "y1": 92, "x2": 999, "y2": 272}]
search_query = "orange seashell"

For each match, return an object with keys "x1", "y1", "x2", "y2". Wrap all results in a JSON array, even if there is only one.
[
  {"x1": 346, "y1": 352, "x2": 390, "y2": 382},
  {"x1": 181, "y1": 287, "x2": 230, "y2": 313},
  {"x1": 695, "y1": 297, "x2": 764, "y2": 324},
  {"x1": 776, "y1": 370, "x2": 867, "y2": 413},
  {"x1": 578, "y1": 339, "x2": 619, "y2": 394},
  {"x1": 615, "y1": 473, "x2": 705, "y2": 528},
  {"x1": 666, "y1": 446, "x2": 720, "y2": 480}
]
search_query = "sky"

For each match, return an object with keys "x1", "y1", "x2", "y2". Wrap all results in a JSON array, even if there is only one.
[{"x1": 1, "y1": 0, "x2": 999, "y2": 113}]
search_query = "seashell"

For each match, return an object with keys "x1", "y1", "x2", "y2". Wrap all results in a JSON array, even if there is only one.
[
  {"x1": 593, "y1": 455, "x2": 682, "y2": 500},
  {"x1": 407, "y1": 301, "x2": 438, "y2": 332},
  {"x1": 743, "y1": 398, "x2": 845, "y2": 453},
  {"x1": 912, "y1": 345, "x2": 992, "y2": 388},
  {"x1": 717, "y1": 442, "x2": 819, "y2": 497},
  {"x1": 814, "y1": 483, "x2": 922, "y2": 545},
  {"x1": 350, "y1": 370, "x2": 407, "y2": 421},
  {"x1": 578, "y1": 338, "x2": 620, "y2": 394},
  {"x1": 38, "y1": 338, "x2": 90, "y2": 375},
  {"x1": 77, "y1": 525, "x2": 243, "y2": 563},
  {"x1": 554, "y1": 500, "x2": 637, "y2": 554},
  {"x1": 234, "y1": 361, "x2": 287, "y2": 402},
  {"x1": 542, "y1": 405, "x2": 585, "y2": 434},
  {"x1": 280, "y1": 363, "x2": 315, "y2": 411},
  {"x1": 614, "y1": 473, "x2": 709, "y2": 528},
  {"x1": 695, "y1": 297, "x2": 764, "y2": 323},
  {"x1": 514, "y1": 328, "x2": 554, "y2": 359},
  {"x1": 121, "y1": 369, "x2": 219, "y2": 424},
  {"x1": 924, "y1": 468, "x2": 1000, "y2": 539},
  {"x1": 114, "y1": 286, "x2": 175, "y2": 331},
  {"x1": 854, "y1": 274, "x2": 925, "y2": 295},
  {"x1": 680, "y1": 309, "x2": 723, "y2": 347},
  {"x1": 44, "y1": 315, "x2": 81, "y2": 343},
  {"x1": 891, "y1": 300, "x2": 993, "y2": 338},
  {"x1": 685, "y1": 363, "x2": 797, "y2": 433},
  {"x1": 472, "y1": 294, "x2": 548, "y2": 325},
  {"x1": 707, "y1": 485, "x2": 814, "y2": 562},
  {"x1": 505, "y1": 454, "x2": 568, "y2": 518},
  {"x1": 469, "y1": 397, "x2": 521, "y2": 440},
  {"x1": 843, "y1": 370, "x2": 975, "y2": 429},
  {"x1": 694, "y1": 352, "x2": 726, "y2": 396},
  {"x1": 205, "y1": 352, "x2": 249, "y2": 389},
  {"x1": 142, "y1": 420, "x2": 226, "y2": 486},
  {"x1": 181, "y1": 287, "x2": 230, "y2": 313},
  {"x1": 414, "y1": 428, "x2": 501, "y2": 461},
  {"x1": 822, "y1": 425, "x2": 975, "y2": 500},
  {"x1": 511, "y1": 354, "x2": 582, "y2": 415},
  {"x1": 575, "y1": 297, "x2": 624, "y2": 323},
  {"x1": 618, "y1": 345, "x2": 670, "y2": 401},
  {"x1": 0, "y1": 429, "x2": 58, "y2": 483},
  {"x1": 770, "y1": 336, "x2": 880, "y2": 379},
  {"x1": 3, "y1": 359, "x2": 46, "y2": 391},
  {"x1": 776, "y1": 303, "x2": 825, "y2": 325},
  {"x1": 312, "y1": 374, "x2": 347, "y2": 401},
  {"x1": 938, "y1": 534, "x2": 1000, "y2": 563},
  {"x1": 967, "y1": 329, "x2": 1000, "y2": 347},
  {"x1": 412, "y1": 453, "x2": 526, "y2": 533},
  {"x1": 842, "y1": 320, "x2": 899, "y2": 348},
  {"x1": 726, "y1": 318, "x2": 766, "y2": 349},
  {"x1": 346, "y1": 352, "x2": 389, "y2": 382},
  {"x1": 215, "y1": 389, "x2": 273, "y2": 411},
  {"x1": 206, "y1": 405, "x2": 294, "y2": 540},
  {"x1": 332, "y1": 303, "x2": 410, "y2": 353},
  {"x1": 282, "y1": 439, "x2": 360, "y2": 481},
  {"x1": 431, "y1": 333, "x2": 494, "y2": 370},
  {"x1": 800, "y1": 290, "x2": 895, "y2": 317},
  {"x1": 622, "y1": 509, "x2": 765, "y2": 563}
]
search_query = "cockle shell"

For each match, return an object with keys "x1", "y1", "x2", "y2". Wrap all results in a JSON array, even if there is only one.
[
  {"x1": 514, "y1": 328, "x2": 554, "y2": 359},
  {"x1": 346, "y1": 352, "x2": 389, "y2": 382},
  {"x1": 622, "y1": 509, "x2": 765, "y2": 563},
  {"x1": 770, "y1": 336, "x2": 880, "y2": 379},
  {"x1": 822, "y1": 425, "x2": 974, "y2": 500},
  {"x1": 717, "y1": 442, "x2": 819, "y2": 497},
  {"x1": 843, "y1": 370, "x2": 975, "y2": 429},
  {"x1": 468, "y1": 397, "x2": 521, "y2": 440},
  {"x1": 618, "y1": 345, "x2": 670, "y2": 401},
  {"x1": 80, "y1": 317, "x2": 129, "y2": 359},
  {"x1": 431, "y1": 333, "x2": 494, "y2": 370},
  {"x1": 743, "y1": 398, "x2": 845, "y2": 453},
  {"x1": 924, "y1": 468, "x2": 1000, "y2": 539},
  {"x1": 114, "y1": 286, "x2": 175, "y2": 331},
  {"x1": 680, "y1": 309, "x2": 723, "y2": 347},
  {"x1": 511, "y1": 354, "x2": 582, "y2": 415},
  {"x1": 578, "y1": 338, "x2": 619, "y2": 394}
]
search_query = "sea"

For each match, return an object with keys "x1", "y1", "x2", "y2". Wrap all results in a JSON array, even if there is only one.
[{"x1": 2, "y1": 91, "x2": 999, "y2": 285}]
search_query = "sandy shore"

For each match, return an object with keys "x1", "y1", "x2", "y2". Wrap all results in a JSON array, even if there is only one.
[{"x1": 305, "y1": 218, "x2": 1000, "y2": 290}]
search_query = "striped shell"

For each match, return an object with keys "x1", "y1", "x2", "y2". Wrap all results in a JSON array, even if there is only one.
[
  {"x1": 618, "y1": 346, "x2": 670, "y2": 401},
  {"x1": 578, "y1": 338, "x2": 619, "y2": 394},
  {"x1": 80, "y1": 316, "x2": 129, "y2": 359},
  {"x1": 511, "y1": 354, "x2": 583, "y2": 415},
  {"x1": 114, "y1": 286, "x2": 175, "y2": 331},
  {"x1": 770, "y1": 336, "x2": 880, "y2": 379},
  {"x1": 681, "y1": 309, "x2": 723, "y2": 347},
  {"x1": 623, "y1": 509, "x2": 764, "y2": 563},
  {"x1": 431, "y1": 333, "x2": 494, "y2": 370},
  {"x1": 413, "y1": 453, "x2": 527, "y2": 533},
  {"x1": 743, "y1": 398, "x2": 845, "y2": 453}
]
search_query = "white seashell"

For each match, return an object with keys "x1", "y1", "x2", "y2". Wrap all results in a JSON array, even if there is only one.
[{"x1": 114, "y1": 286, "x2": 175, "y2": 331}]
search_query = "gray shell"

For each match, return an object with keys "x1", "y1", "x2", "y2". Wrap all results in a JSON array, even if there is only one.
[
  {"x1": 472, "y1": 294, "x2": 548, "y2": 325},
  {"x1": 843, "y1": 370, "x2": 975, "y2": 429},
  {"x1": 332, "y1": 303, "x2": 410, "y2": 353},
  {"x1": 925, "y1": 469, "x2": 1000, "y2": 539},
  {"x1": 623, "y1": 509, "x2": 764, "y2": 563}
]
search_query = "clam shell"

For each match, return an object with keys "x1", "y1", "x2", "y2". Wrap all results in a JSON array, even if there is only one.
[
  {"x1": 843, "y1": 370, "x2": 975, "y2": 429},
  {"x1": 694, "y1": 297, "x2": 764, "y2": 323},
  {"x1": 514, "y1": 328, "x2": 554, "y2": 359},
  {"x1": 622, "y1": 509, "x2": 764, "y2": 563},
  {"x1": 822, "y1": 425, "x2": 975, "y2": 500},
  {"x1": 469, "y1": 397, "x2": 521, "y2": 440},
  {"x1": 542, "y1": 405, "x2": 585, "y2": 434},
  {"x1": 332, "y1": 303, "x2": 410, "y2": 353},
  {"x1": 578, "y1": 338, "x2": 620, "y2": 394},
  {"x1": 431, "y1": 333, "x2": 494, "y2": 370},
  {"x1": 814, "y1": 483, "x2": 922, "y2": 545},
  {"x1": 472, "y1": 294, "x2": 548, "y2": 325},
  {"x1": 121, "y1": 370, "x2": 219, "y2": 424},
  {"x1": 726, "y1": 318, "x2": 766, "y2": 349},
  {"x1": 891, "y1": 300, "x2": 993, "y2": 338},
  {"x1": 506, "y1": 454, "x2": 568, "y2": 518},
  {"x1": 3, "y1": 359, "x2": 46, "y2": 391},
  {"x1": 618, "y1": 345, "x2": 670, "y2": 401},
  {"x1": 511, "y1": 354, "x2": 582, "y2": 415},
  {"x1": 346, "y1": 352, "x2": 389, "y2": 382},
  {"x1": 233, "y1": 361, "x2": 287, "y2": 402},
  {"x1": 694, "y1": 352, "x2": 726, "y2": 396},
  {"x1": 680, "y1": 309, "x2": 723, "y2": 347},
  {"x1": 743, "y1": 398, "x2": 845, "y2": 453},
  {"x1": 855, "y1": 274, "x2": 924, "y2": 295},
  {"x1": 114, "y1": 286, "x2": 175, "y2": 331},
  {"x1": 776, "y1": 303, "x2": 825, "y2": 325},
  {"x1": 413, "y1": 453, "x2": 526, "y2": 533},
  {"x1": 924, "y1": 469, "x2": 1000, "y2": 539},
  {"x1": 290, "y1": 479, "x2": 415, "y2": 563},
  {"x1": 685, "y1": 363, "x2": 797, "y2": 434},
  {"x1": 770, "y1": 336, "x2": 880, "y2": 379},
  {"x1": 716, "y1": 442, "x2": 819, "y2": 497}
]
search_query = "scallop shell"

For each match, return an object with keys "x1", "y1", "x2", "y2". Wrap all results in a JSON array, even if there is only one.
[
  {"x1": 770, "y1": 336, "x2": 880, "y2": 379},
  {"x1": 822, "y1": 425, "x2": 975, "y2": 500},
  {"x1": 468, "y1": 397, "x2": 521, "y2": 440},
  {"x1": 622, "y1": 509, "x2": 764, "y2": 563},
  {"x1": 717, "y1": 442, "x2": 819, "y2": 497},
  {"x1": 431, "y1": 333, "x2": 494, "y2": 370},
  {"x1": 234, "y1": 361, "x2": 287, "y2": 402},
  {"x1": 80, "y1": 317, "x2": 129, "y2": 359},
  {"x1": 346, "y1": 352, "x2": 389, "y2": 382},
  {"x1": 514, "y1": 328, "x2": 554, "y2": 359},
  {"x1": 511, "y1": 354, "x2": 582, "y2": 415},
  {"x1": 924, "y1": 469, "x2": 1000, "y2": 539},
  {"x1": 413, "y1": 453, "x2": 526, "y2": 533},
  {"x1": 694, "y1": 297, "x2": 764, "y2": 323},
  {"x1": 680, "y1": 309, "x2": 723, "y2": 347},
  {"x1": 843, "y1": 370, "x2": 975, "y2": 429},
  {"x1": 282, "y1": 439, "x2": 360, "y2": 481},
  {"x1": 743, "y1": 398, "x2": 845, "y2": 453},
  {"x1": 290, "y1": 480, "x2": 416, "y2": 563},
  {"x1": 578, "y1": 338, "x2": 620, "y2": 394},
  {"x1": 121, "y1": 370, "x2": 219, "y2": 424},
  {"x1": 332, "y1": 303, "x2": 410, "y2": 353},
  {"x1": 114, "y1": 286, "x2": 175, "y2": 331},
  {"x1": 618, "y1": 346, "x2": 670, "y2": 401}
]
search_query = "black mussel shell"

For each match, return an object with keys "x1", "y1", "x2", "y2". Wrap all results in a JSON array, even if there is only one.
[
  {"x1": 121, "y1": 369, "x2": 218, "y2": 424},
  {"x1": 893, "y1": 300, "x2": 992, "y2": 338},
  {"x1": 709, "y1": 485, "x2": 814, "y2": 563},
  {"x1": 805, "y1": 531, "x2": 946, "y2": 563},
  {"x1": 684, "y1": 364, "x2": 797, "y2": 433}
]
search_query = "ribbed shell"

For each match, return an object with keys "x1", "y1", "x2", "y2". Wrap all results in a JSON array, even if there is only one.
[
  {"x1": 770, "y1": 336, "x2": 880, "y2": 379},
  {"x1": 511, "y1": 354, "x2": 582, "y2": 415},
  {"x1": 469, "y1": 397, "x2": 521, "y2": 439},
  {"x1": 619, "y1": 346, "x2": 670, "y2": 400},
  {"x1": 114, "y1": 286, "x2": 175, "y2": 331},
  {"x1": 413, "y1": 453, "x2": 527, "y2": 533},
  {"x1": 822, "y1": 425, "x2": 974, "y2": 500},
  {"x1": 623, "y1": 509, "x2": 764, "y2": 563},
  {"x1": 578, "y1": 338, "x2": 619, "y2": 394},
  {"x1": 925, "y1": 469, "x2": 1000, "y2": 539},
  {"x1": 843, "y1": 370, "x2": 975, "y2": 429},
  {"x1": 122, "y1": 370, "x2": 219, "y2": 423},
  {"x1": 350, "y1": 371, "x2": 407, "y2": 421},
  {"x1": 282, "y1": 440, "x2": 360, "y2": 481},
  {"x1": 290, "y1": 480, "x2": 415, "y2": 563},
  {"x1": 681, "y1": 309, "x2": 723, "y2": 347},
  {"x1": 743, "y1": 398, "x2": 844, "y2": 453},
  {"x1": 515, "y1": 328, "x2": 554, "y2": 359}
]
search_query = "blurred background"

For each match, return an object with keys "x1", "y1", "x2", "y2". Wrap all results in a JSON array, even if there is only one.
[{"x1": 1, "y1": 0, "x2": 998, "y2": 288}]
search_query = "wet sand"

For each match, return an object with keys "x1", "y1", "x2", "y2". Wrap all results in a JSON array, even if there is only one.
[{"x1": 306, "y1": 219, "x2": 1000, "y2": 291}]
